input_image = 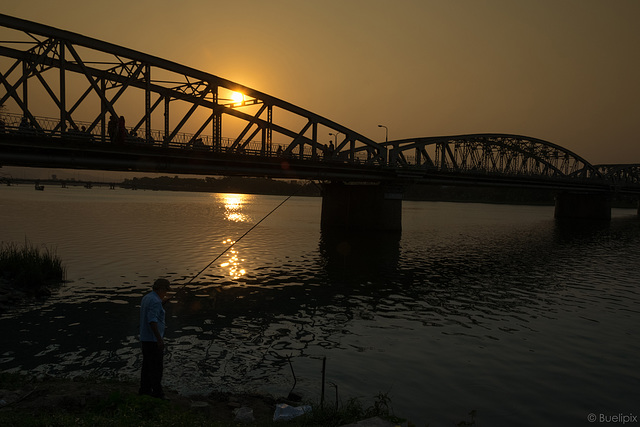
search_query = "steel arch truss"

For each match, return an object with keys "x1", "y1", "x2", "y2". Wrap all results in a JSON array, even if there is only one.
[
  {"x1": 0, "y1": 14, "x2": 385, "y2": 163},
  {"x1": 384, "y1": 134, "x2": 604, "y2": 182},
  {"x1": 596, "y1": 164, "x2": 640, "y2": 190}
]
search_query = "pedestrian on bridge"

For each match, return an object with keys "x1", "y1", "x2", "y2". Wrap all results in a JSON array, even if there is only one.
[
  {"x1": 116, "y1": 116, "x2": 127, "y2": 144},
  {"x1": 108, "y1": 115, "x2": 117, "y2": 143}
]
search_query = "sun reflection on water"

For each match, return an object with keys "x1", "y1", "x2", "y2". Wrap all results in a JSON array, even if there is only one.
[
  {"x1": 217, "y1": 193, "x2": 251, "y2": 223},
  {"x1": 214, "y1": 193, "x2": 251, "y2": 280},
  {"x1": 219, "y1": 238, "x2": 246, "y2": 279}
]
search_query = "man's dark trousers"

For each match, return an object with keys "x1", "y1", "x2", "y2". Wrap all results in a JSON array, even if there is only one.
[{"x1": 139, "y1": 341, "x2": 164, "y2": 398}]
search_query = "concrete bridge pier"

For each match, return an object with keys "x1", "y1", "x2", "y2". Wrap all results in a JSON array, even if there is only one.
[
  {"x1": 554, "y1": 191, "x2": 611, "y2": 220},
  {"x1": 320, "y1": 182, "x2": 403, "y2": 231}
]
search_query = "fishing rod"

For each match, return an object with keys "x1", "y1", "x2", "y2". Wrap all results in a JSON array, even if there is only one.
[{"x1": 163, "y1": 190, "x2": 298, "y2": 304}]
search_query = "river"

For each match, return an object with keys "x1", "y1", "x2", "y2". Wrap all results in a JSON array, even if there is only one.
[{"x1": 1, "y1": 184, "x2": 639, "y2": 426}]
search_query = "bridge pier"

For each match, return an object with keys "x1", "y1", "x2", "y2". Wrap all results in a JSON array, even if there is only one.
[
  {"x1": 554, "y1": 191, "x2": 611, "y2": 220},
  {"x1": 320, "y1": 182, "x2": 403, "y2": 231}
]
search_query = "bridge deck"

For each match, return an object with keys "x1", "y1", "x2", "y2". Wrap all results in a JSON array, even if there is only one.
[{"x1": 0, "y1": 13, "x2": 638, "y2": 194}]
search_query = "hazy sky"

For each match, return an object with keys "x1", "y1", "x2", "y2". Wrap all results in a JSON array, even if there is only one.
[{"x1": 3, "y1": 0, "x2": 639, "y2": 164}]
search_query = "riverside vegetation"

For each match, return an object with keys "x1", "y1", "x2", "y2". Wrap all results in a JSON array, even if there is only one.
[
  {"x1": 0, "y1": 241, "x2": 66, "y2": 308},
  {"x1": 0, "y1": 373, "x2": 406, "y2": 426}
]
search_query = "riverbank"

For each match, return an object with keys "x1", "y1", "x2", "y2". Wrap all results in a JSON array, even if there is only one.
[
  {"x1": 0, "y1": 279, "x2": 28, "y2": 313},
  {"x1": 0, "y1": 277, "x2": 63, "y2": 314},
  {"x1": 0, "y1": 373, "x2": 403, "y2": 426},
  {"x1": 0, "y1": 241, "x2": 66, "y2": 314}
]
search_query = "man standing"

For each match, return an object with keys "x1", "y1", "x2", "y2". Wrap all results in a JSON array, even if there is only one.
[{"x1": 139, "y1": 278, "x2": 171, "y2": 398}]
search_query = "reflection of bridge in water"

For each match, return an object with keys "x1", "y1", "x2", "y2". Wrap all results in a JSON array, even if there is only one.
[{"x1": 1, "y1": 13, "x2": 639, "y2": 229}]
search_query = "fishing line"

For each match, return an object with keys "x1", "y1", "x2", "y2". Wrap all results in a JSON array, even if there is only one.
[{"x1": 165, "y1": 189, "x2": 299, "y2": 304}]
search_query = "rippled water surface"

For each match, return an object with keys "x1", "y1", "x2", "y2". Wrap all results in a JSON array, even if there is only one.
[{"x1": 1, "y1": 185, "x2": 639, "y2": 426}]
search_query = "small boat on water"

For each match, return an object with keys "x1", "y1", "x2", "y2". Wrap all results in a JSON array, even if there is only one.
[{"x1": 34, "y1": 182, "x2": 44, "y2": 191}]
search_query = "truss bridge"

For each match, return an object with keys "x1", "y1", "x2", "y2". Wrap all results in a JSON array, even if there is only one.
[{"x1": 1, "y1": 14, "x2": 638, "y2": 229}]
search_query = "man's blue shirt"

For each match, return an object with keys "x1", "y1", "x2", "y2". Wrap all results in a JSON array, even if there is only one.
[{"x1": 139, "y1": 291, "x2": 165, "y2": 342}]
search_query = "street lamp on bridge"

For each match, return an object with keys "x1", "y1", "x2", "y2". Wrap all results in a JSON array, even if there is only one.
[
  {"x1": 378, "y1": 124, "x2": 388, "y2": 143},
  {"x1": 329, "y1": 132, "x2": 340, "y2": 144}
]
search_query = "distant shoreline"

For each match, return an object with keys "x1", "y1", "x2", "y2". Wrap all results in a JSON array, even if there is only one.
[{"x1": 3, "y1": 174, "x2": 638, "y2": 208}]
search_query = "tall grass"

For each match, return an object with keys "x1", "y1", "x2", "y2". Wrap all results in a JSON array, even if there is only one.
[{"x1": 0, "y1": 240, "x2": 66, "y2": 290}]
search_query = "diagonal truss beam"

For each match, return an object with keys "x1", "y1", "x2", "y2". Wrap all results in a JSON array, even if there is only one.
[{"x1": 0, "y1": 13, "x2": 386, "y2": 165}]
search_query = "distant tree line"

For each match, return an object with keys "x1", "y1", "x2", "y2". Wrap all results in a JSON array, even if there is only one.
[
  {"x1": 120, "y1": 175, "x2": 555, "y2": 204},
  {"x1": 119, "y1": 176, "x2": 637, "y2": 207},
  {"x1": 121, "y1": 175, "x2": 320, "y2": 196}
]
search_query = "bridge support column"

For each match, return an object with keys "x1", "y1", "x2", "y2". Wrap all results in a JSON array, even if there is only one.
[
  {"x1": 554, "y1": 192, "x2": 611, "y2": 220},
  {"x1": 321, "y1": 182, "x2": 402, "y2": 231}
]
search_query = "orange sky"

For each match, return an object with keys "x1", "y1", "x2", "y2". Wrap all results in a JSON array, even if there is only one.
[{"x1": 2, "y1": 0, "x2": 639, "y2": 164}]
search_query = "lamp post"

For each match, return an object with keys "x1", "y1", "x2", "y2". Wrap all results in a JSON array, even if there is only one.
[
  {"x1": 329, "y1": 132, "x2": 340, "y2": 144},
  {"x1": 378, "y1": 124, "x2": 388, "y2": 143}
]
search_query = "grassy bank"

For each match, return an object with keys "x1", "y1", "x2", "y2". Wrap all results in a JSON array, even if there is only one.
[
  {"x1": 0, "y1": 241, "x2": 66, "y2": 292},
  {"x1": 0, "y1": 373, "x2": 405, "y2": 426}
]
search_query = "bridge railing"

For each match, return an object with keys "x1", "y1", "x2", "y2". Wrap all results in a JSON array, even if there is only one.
[
  {"x1": 0, "y1": 111, "x2": 232, "y2": 148},
  {"x1": 0, "y1": 111, "x2": 376, "y2": 164},
  {"x1": 3, "y1": 111, "x2": 628, "y2": 187}
]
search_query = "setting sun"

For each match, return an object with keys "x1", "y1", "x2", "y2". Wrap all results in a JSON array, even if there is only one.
[{"x1": 230, "y1": 91, "x2": 244, "y2": 104}]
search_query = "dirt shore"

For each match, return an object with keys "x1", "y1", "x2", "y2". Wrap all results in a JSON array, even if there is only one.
[
  {"x1": 0, "y1": 374, "x2": 402, "y2": 426},
  {"x1": 0, "y1": 374, "x2": 280, "y2": 425}
]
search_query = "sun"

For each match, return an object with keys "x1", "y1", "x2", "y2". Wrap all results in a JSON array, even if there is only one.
[{"x1": 230, "y1": 91, "x2": 244, "y2": 103}]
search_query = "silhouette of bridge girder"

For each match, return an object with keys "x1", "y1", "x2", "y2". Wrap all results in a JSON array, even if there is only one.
[
  {"x1": 0, "y1": 111, "x2": 393, "y2": 181},
  {"x1": 0, "y1": 13, "x2": 385, "y2": 166},
  {"x1": 0, "y1": 14, "x2": 638, "y2": 196},
  {"x1": 373, "y1": 134, "x2": 623, "y2": 192},
  {"x1": 384, "y1": 134, "x2": 602, "y2": 179},
  {"x1": 595, "y1": 164, "x2": 640, "y2": 191}
]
